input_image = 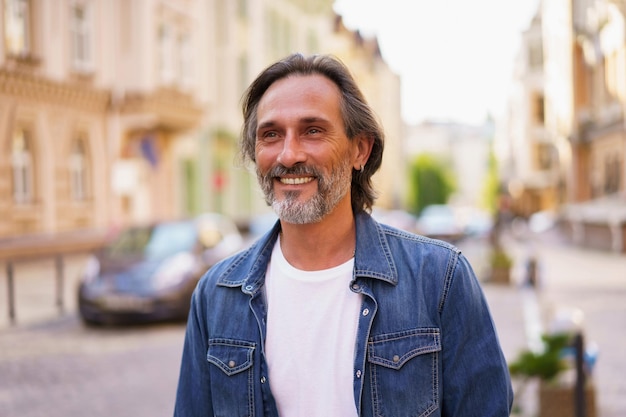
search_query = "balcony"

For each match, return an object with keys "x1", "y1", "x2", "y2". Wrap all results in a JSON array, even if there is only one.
[
  {"x1": 573, "y1": 103, "x2": 624, "y2": 143},
  {"x1": 117, "y1": 88, "x2": 203, "y2": 133}
]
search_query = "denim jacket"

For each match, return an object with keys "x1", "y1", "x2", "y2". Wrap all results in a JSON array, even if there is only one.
[{"x1": 174, "y1": 212, "x2": 513, "y2": 416}]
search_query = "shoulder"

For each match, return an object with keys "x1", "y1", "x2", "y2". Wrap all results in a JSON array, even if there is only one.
[
  {"x1": 377, "y1": 218, "x2": 479, "y2": 286},
  {"x1": 356, "y1": 211, "x2": 472, "y2": 289},
  {"x1": 377, "y1": 220, "x2": 462, "y2": 263}
]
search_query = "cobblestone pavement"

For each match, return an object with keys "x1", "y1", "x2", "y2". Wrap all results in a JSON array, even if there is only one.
[
  {"x1": 1, "y1": 233, "x2": 625, "y2": 416},
  {"x1": 0, "y1": 254, "x2": 186, "y2": 417},
  {"x1": 0, "y1": 317, "x2": 185, "y2": 417}
]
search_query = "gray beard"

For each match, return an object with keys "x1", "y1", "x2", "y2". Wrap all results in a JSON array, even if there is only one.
[{"x1": 257, "y1": 159, "x2": 352, "y2": 224}]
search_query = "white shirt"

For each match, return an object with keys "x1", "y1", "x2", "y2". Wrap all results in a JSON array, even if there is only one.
[{"x1": 264, "y1": 241, "x2": 361, "y2": 417}]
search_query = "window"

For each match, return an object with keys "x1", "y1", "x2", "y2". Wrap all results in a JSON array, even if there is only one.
[
  {"x1": 215, "y1": 0, "x2": 228, "y2": 45},
  {"x1": 237, "y1": 0, "x2": 248, "y2": 20},
  {"x1": 536, "y1": 143, "x2": 553, "y2": 171},
  {"x1": 159, "y1": 22, "x2": 193, "y2": 88},
  {"x1": 238, "y1": 54, "x2": 248, "y2": 96},
  {"x1": 11, "y1": 129, "x2": 34, "y2": 204},
  {"x1": 158, "y1": 23, "x2": 175, "y2": 84},
  {"x1": 528, "y1": 42, "x2": 543, "y2": 69},
  {"x1": 4, "y1": 0, "x2": 31, "y2": 56},
  {"x1": 534, "y1": 93, "x2": 545, "y2": 124},
  {"x1": 69, "y1": 137, "x2": 89, "y2": 201},
  {"x1": 70, "y1": 1, "x2": 94, "y2": 72},
  {"x1": 307, "y1": 29, "x2": 319, "y2": 53},
  {"x1": 178, "y1": 32, "x2": 193, "y2": 88},
  {"x1": 604, "y1": 154, "x2": 621, "y2": 195},
  {"x1": 267, "y1": 10, "x2": 279, "y2": 53}
]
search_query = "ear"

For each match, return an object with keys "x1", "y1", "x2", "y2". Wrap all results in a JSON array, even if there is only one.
[{"x1": 353, "y1": 134, "x2": 374, "y2": 171}]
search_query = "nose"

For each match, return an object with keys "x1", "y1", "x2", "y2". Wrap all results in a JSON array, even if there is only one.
[{"x1": 276, "y1": 132, "x2": 305, "y2": 167}]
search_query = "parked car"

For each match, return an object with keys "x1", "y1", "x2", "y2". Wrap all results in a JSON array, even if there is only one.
[
  {"x1": 415, "y1": 204, "x2": 464, "y2": 242},
  {"x1": 456, "y1": 206, "x2": 494, "y2": 239},
  {"x1": 78, "y1": 213, "x2": 244, "y2": 325}
]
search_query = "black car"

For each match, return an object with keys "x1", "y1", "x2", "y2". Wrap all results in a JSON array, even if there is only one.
[{"x1": 78, "y1": 213, "x2": 244, "y2": 325}]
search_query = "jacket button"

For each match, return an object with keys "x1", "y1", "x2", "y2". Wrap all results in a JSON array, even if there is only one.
[
  {"x1": 261, "y1": 376, "x2": 267, "y2": 384},
  {"x1": 228, "y1": 360, "x2": 236, "y2": 368},
  {"x1": 392, "y1": 355, "x2": 400, "y2": 363},
  {"x1": 362, "y1": 308, "x2": 369, "y2": 316},
  {"x1": 351, "y1": 283, "x2": 360, "y2": 291},
  {"x1": 356, "y1": 370, "x2": 362, "y2": 378}
]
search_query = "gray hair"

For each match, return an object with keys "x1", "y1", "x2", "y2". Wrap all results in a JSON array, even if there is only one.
[{"x1": 240, "y1": 53, "x2": 384, "y2": 213}]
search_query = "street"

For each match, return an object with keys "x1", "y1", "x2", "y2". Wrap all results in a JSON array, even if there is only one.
[
  {"x1": 0, "y1": 317, "x2": 184, "y2": 417},
  {"x1": 1, "y1": 231, "x2": 625, "y2": 417}
]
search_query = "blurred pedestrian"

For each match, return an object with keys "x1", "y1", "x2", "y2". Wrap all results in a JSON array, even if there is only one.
[{"x1": 174, "y1": 53, "x2": 513, "y2": 417}]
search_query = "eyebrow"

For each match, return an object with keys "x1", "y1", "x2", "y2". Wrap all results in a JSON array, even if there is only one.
[{"x1": 257, "y1": 116, "x2": 330, "y2": 131}]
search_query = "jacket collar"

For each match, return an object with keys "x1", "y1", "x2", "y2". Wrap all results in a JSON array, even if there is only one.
[
  {"x1": 216, "y1": 211, "x2": 398, "y2": 293},
  {"x1": 354, "y1": 211, "x2": 398, "y2": 285}
]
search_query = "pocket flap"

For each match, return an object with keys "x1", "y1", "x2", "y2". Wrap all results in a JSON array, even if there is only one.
[
  {"x1": 207, "y1": 339, "x2": 255, "y2": 376},
  {"x1": 368, "y1": 328, "x2": 441, "y2": 370}
]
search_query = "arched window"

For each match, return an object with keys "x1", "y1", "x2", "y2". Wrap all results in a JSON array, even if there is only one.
[
  {"x1": 69, "y1": 137, "x2": 89, "y2": 201},
  {"x1": 11, "y1": 128, "x2": 34, "y2": 204}
]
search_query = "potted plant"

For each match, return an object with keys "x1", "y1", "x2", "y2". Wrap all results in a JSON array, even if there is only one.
[{"x1": 508, "y1": 333, "x2": 596, "y2": 417}]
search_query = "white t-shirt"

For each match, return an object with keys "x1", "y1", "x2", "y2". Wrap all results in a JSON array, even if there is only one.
[{"x1": 264, "y1": 241, "x2": 361, "y2": 417}]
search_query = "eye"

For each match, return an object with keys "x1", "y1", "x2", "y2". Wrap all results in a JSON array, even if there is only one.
[
  {"x1": 306, "y1": 127, "x2": 321, "y2": 135},
  {"x1": 258, "y1": 130, "x2": 279, "y2": 141}
]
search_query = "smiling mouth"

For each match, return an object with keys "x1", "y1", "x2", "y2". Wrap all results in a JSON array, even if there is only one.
[{"x1": 278, "y1": 176, "x2": 315, "y2": 185}]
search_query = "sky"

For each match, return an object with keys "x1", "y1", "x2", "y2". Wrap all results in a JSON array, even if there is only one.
[{"x1": 333, "y1": 0, "x2": 541, "y2": 126}]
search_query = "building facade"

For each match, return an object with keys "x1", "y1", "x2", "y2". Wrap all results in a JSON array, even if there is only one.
[
  {"x1": 503, "y1": 8, "x2": 564, "y2": 218},
  {"x1": 565, "y1": 0, "x2": 626, "y2": 252},
  {"x1": 506, "y1": 0, "x2": 626, "y2": 252},
  {"x1": 0, "y1": 0, "x2": 402, "y2": 242}
]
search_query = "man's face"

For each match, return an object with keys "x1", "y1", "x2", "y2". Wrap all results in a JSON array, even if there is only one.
[{"x1": 254, "y1": 74, "x2": 356, "y2": 224}]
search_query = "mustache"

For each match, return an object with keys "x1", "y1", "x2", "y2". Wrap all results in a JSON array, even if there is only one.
[{"x1": 266, "y1": 164, "x2": 321, "y2": 178}]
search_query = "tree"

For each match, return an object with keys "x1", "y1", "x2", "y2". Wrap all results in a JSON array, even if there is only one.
[{"x1": 407, "y1": 153, "x2": 456, "y2": 215}]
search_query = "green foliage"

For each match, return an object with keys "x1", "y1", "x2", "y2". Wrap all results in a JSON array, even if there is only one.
[
  {"x1": 481, "y1": 147, "x2": 500, "y2": 215},
  {"x1": 407, "y1": 153, "x2": 456, "y2": 215},
  {"x1": 490, "y1": 248, "x2": 513, "y2": 268},
  {"x1": 509, "y1": 333, "x2": 572, "y2": 382}
]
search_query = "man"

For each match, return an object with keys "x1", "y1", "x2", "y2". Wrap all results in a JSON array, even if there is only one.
[{"x1": 174, "y1": 53, "x2": 513, "y2": 416}]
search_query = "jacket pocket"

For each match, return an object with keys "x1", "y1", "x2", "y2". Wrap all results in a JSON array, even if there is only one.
[
  {"x1": 207, "y1": 338, "x2": 255, "y2": 375},
  {"x1": 207, "y1": 338, "x2": 256, "y2": 416},
  {"x1": 368, "y1": 327, "x2": 441, "y2": 369},
  {"x1": 366, "y1": 328, "x2": 441, "y2": 417}
]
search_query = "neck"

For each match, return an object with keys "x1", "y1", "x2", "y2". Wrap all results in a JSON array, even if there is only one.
[{"x1": 279, "y1": 200, "x2": 356, "y2": 271}]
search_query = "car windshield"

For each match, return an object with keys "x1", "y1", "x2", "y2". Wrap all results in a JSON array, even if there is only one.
[{"x1": 105, "y1": 221, "x2": 198, "y2": 259}]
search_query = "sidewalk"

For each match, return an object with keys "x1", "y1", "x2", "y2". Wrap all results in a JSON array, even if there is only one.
[{"x1": 487, "y1": 230, "x2": 626, "y2": 417}]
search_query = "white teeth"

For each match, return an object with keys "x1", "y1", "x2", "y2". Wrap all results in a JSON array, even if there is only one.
[{"x1": 280, "y1": 177, "x2": 314, "y2": 185}]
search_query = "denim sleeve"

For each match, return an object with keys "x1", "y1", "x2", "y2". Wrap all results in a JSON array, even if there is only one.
[
  {"x1": 439, "y1": 253, "x2": 514, "y2": 416},
  {"x1": 173, "y1": 285, "x2": 213, "y2": 417}
]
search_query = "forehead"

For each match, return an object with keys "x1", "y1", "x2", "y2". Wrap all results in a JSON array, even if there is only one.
[{"x1": 257, "y1": 74, "x2": 342, "y2": 121}]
